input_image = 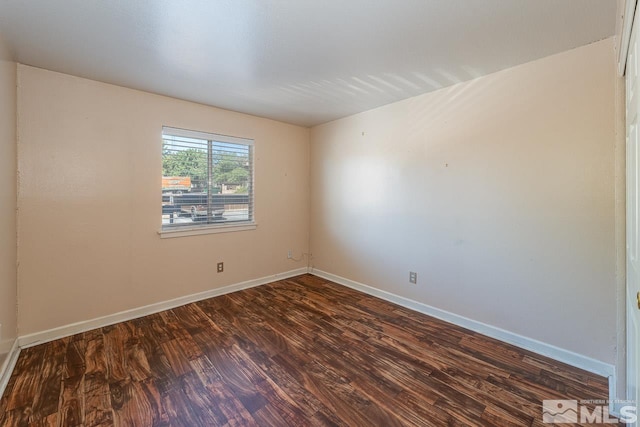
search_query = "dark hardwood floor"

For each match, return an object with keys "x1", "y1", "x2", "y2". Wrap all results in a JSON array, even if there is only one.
[{"x1": 0, "y1": 274, "x2": 611, "y2": 426}]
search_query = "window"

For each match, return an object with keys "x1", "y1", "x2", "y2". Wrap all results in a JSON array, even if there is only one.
[{"x1": 161, "y1": 127, "x2": 254, "y2": 234}]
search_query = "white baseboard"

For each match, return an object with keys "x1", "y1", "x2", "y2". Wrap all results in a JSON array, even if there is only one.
[
  {"x1": 18, "y1": 267, "x2": 309, "y2": 349},
  {"x1": 310, "y1": 269, "x2": 616, "y2": 385},
  {"x1": 7, "y1": 266, "x2": 619, "y2": 408},
  {"x1": 0, "y1": 339, "x2": 20, "y2": 398}
]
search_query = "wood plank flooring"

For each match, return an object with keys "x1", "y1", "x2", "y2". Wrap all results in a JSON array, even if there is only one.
[{"x1": 0, "y1": 274, "x2": 611, "y2": 426}]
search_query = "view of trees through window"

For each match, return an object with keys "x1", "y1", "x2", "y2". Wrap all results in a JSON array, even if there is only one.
[{"x1": 162, "y1": 145, "x2": 250, "y2": 194}]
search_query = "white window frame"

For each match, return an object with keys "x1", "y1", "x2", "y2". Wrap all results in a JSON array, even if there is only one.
[{"x1": 158, "y1": 126, "x2": 256, "y2": 238}]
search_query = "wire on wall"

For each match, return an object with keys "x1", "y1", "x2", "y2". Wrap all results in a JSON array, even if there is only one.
[{"x1": 288, "y1": 251, "x2": 313, "y2": 268}]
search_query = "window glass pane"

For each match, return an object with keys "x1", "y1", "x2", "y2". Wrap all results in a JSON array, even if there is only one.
[{"x1": 212, "y1": 140, "x2": 251, "y2": 223}]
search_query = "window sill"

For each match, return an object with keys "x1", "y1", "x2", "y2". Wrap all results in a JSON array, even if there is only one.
[{"x1": 158, "y1": 222, "x2": 257, "y2": 239}]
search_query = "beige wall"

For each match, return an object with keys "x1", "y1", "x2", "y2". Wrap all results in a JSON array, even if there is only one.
[
  {"x1": 17, "y1": 66, "x2": 310, "y2": 335},
  {"x1": 0, "y1": 35, "x2": 17, "y2": 355},
  {"x1": 310, "y1": 38, "x2": 618, "y2": 364}
]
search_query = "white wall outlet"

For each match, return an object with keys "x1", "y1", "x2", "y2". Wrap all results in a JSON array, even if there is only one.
[
  {"x1": 409, "y1": 272, "x2": 417, "y2": 284},
  {"x1": 287, "y1": 250, "x2": 292, "y2": 259}
]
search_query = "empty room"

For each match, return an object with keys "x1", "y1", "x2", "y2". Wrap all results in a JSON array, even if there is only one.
[{"x1": 0, "y1": 0, "x2": 639, "y2": 425}]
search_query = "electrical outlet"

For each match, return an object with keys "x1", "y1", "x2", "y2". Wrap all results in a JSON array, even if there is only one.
[
  {"x1": 287, "y1": 250, "x2": 292, "y2": 259},
  {"x1": 409, "y1": 272, "x2": 417, "y2": 284},
  {"x1": 217, "y1": 262, "x2": 224, "y2": 273}
]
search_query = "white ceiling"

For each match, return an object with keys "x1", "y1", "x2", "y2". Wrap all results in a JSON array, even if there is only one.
[{"x1": 0, "y1": 0, "x2": 617, "y2": 127}]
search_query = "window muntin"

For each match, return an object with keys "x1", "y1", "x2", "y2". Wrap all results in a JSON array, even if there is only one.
[{"x1": 161, "y1": 127, "x2": 254, "y2": 230}]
